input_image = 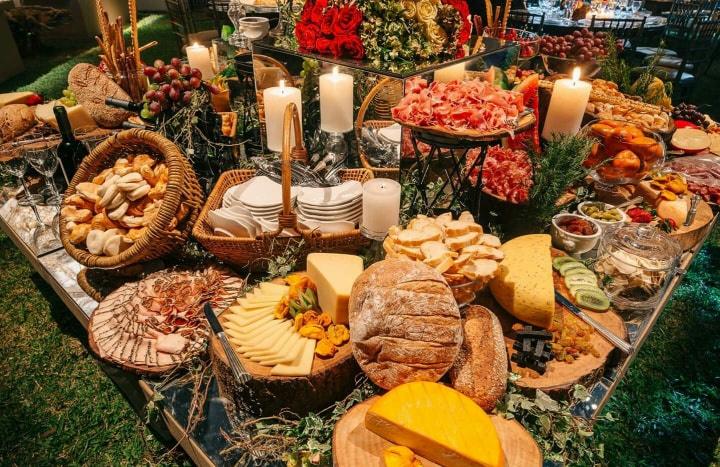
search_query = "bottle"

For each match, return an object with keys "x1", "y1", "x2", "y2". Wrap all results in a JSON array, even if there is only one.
[
  {"x1": 53, "y1": 105, "x2": 87, "y2": 188},
  {"x1": 105, "y1": 97, "x2": 144, "y2": 112}
]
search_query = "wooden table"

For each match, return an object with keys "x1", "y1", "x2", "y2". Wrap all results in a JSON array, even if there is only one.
[{"x1": 0, "y1": 193, "x2": 716, "y2": 465}]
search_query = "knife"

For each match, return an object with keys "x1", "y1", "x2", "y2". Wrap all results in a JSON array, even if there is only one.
[
  {"x1": 684, "y1": 194, "x2": 700, "y2": 227},
  {"x1": 203, "y1": 302, "x2": 251, "y2": 384},
  {"x1": 554, "y1": 291, "x2": 633, "y2": 354}
]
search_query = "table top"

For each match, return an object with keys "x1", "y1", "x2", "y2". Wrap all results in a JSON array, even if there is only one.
[{"x1": 527, "y1": 7, "x2": 668, "y2": 29}]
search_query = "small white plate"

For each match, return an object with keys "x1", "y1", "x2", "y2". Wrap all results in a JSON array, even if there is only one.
[
  {"x1": 239, "y1": 176, "x2": 297, "y2": 208},
  {"x1": 378, "y1": 124, "x2": 402, "y2": 144},
  {"x1": 297, "y1": 204, "x2": 363, "y2": 221},
  {"x1": 222, "y1": 182, "x2": 251, "y2": 208},
  {"x1": 298, "y1": 218, "x2": 357, "y2": 233},
  {"x1": 297, "y1": 181, "x2": 363, "y2": 206},
  {"x1": 256, "y1": 217, "x2": 279, "y2": 233},
  {"x1": 297, "y1": 201, "x2": 362, "y2": 216},
  {"x1": 209, "y1": 209, "x2": 257, "y2": 237},
  {"x1": 213, "y1": 227, "x2": 235, "y2": 237}
]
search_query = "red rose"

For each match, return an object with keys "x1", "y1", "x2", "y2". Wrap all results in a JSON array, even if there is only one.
[
  {"x1": 316, "y1": 37, "x2": 340, "y2": 56},
  {"x1": 320, "y1": 6, "x2": 339, "y2": 36},
  {"x1": 335, "y1": 34, "x2": 365, "y2": 59},
  {"x1": 310, "y1": 0, "x2": 329, "y2": 24},
  {"x1": 442, "y1": 0, "x2": 471, "y2": 45},
  {"x1": 295, "y1": 21, "x2": 320, "y2": 51},
  {"x1": 333, "y1": 5, "x2": 363, "y2": 35},
  {"x1": 300, "y1": 0, "x2": 313, "y2": 23}
]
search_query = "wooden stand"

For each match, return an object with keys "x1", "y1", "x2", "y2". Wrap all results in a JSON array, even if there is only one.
[{"x1": 332, "y1": 398, "x2": 542, "y2": 467}]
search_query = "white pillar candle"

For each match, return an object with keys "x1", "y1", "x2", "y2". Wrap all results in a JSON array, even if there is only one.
[
  {"x1": 263, "y1": 80, "x2": 303, "y2": 153},
  {"x1": 541, "y1": 67, "x2": 592, "y2": 140},
  {"x1": 186, "y1": 43, "x2": 215, "y2": 81},
  {"x1": 434, "y1": 62, "x2": 466, "y2": 83},
  {"x1": 319, "y1": 66, "x2": 354, "y2": 133},
  {"x1": 361, "y1": 178, "x2": 401, "y2": 240}
]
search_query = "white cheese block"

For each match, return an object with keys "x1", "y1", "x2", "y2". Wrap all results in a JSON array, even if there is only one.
[
  {"x1": 244, "y1": 328, "x2": 294, "y2": 358},
  {"x1": 270, "y1": 339, "x2": 316, "y2": 376},
  {"x1": 0, "y1": 92, "x2": 34, "y2": 107},
  {"x1": 258, "y1": 337, "x2": 307, "y2": 366},
  {"x1": 34, "y1": 100, "x2": 97, "y2": 131},
  {"x1": 243, "y1": 330, "x2": 299, "y2": 356}
]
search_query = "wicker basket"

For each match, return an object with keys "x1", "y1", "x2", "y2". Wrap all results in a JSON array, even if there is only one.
[
  {"x1": 355, "y1": 77, "x2": 403, "y2": 180},
  {"x1": 193, "y1": 103, "x2": 372, "y2": 271},
  {"x1": 60, "y1": 129, "x2": 204, "y2": 269}
]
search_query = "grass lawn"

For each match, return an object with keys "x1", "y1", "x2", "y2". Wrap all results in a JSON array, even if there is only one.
[{"x1": 1, "y1": 12, "x2": 719, "y2": 466}]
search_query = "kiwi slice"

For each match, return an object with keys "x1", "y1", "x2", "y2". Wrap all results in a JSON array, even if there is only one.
[
  {"x1": 553, "y1": 256, "x2": 579, "y2": 271},
  {"x1": 559, "y1": 261, "x2": 588, "y2": 276},
  {"x1": 565, "y1": 275, "x2": 598, "y2": 289},
  {"x1": 564, "y1": 268, "x2": 596, "y2": 280},
  {"x1": 569, "y1": 284, "x2": 603, "y2": 297},
  {"x1": 575, "y1": 289, "x2": 610, "y2": 311}
]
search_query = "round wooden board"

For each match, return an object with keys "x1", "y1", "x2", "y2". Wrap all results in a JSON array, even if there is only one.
[
  {"x1": 332, "y1": 398, "x2": 542, "y2": 467},
  {"x1": 669, "y1": 199, "x2": 713, "y2": 251},
  {"x1": 394, "y1": 111, "x2": 536, "y2": 142},
  {"x1": 492, "y1": 248, "x2": 627, "y2": 393}
]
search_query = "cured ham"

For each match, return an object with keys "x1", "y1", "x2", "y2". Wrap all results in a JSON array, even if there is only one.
[
  {"x1": 393, "y1": 77, "x2": 525, "y2": 133},
  {"x1": 89, "y1": 266, "x2": 244, "y2": 372},
  {"x1": 480, "y1": 146, "x2": 534, "y2": 204}
]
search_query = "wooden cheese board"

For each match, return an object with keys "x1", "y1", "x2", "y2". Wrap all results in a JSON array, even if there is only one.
[
  {"x1": 332, "y1": 398, "x2": 542, "y2": 467},
  {"x1": 668, "y1": 199, "x2": 713, "y2": 251}
]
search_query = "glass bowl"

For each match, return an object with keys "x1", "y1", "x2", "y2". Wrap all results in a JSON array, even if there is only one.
[{"x1": 483, "y1": 28, "x2": 540, "y2": 61}]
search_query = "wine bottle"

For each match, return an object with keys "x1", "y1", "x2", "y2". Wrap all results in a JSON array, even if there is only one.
[
  {"x1": 121, "y1": 121, "x2": 158, "y2": 131},
  {"x1": 105, "y1": 97, "x2": 144, "y2": 112},
  {"x1": 53, "y1": 105, "x2": 87, "y2": 189}
]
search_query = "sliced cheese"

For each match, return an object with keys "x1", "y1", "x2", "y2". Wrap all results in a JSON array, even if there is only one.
[
  {"x1": 229, "y1": 321, "x2": 288, "y2": 348},
  {"x1": 241, "y1": 328, "x2": 299, "y2": 355},
  {"x1": 228, "y1": 303, "x2": 276, "y2": 314},
  {"x1": 224, "y1": 314, "x2": 273, "y2": 333},
  {"x1": 225, "y1": 319, "x2": 281, "y2": 345},
  {"x1": 270, "y1": 338, "x2": 315, "y2": 376},
  {"x1": 365, "y1": 382, "x2": 504, "y2": 467},
  {"x1": 256, "y1": 336, "x2": 307, "y2": 365},
  {"x1": 227, "y1": 318, "x2": 288, "y2": 341},
  {"x1": 252, "y1": 285, "x2": 287, "y2": 297},
  {"x1": 223, "y1": 309, "x2": 274, "y2": 326},
  {"x1": 232, "y1": 323, "x2": 289, "y2": 354},
  {"x1": 259, "y1": 282, "x2": 290, "y2": 295},
  {"x1": 488, "y1": 234, "x2": 554, "y2": 328},
  {"x1": 34, "y1": 100, "x2": 97, "y2": 131},
  {"x1": 244, "y1": 327, "x2": 294, "y2": 357},
  {"x1": 0, "y1": 91, "x2": 34, "y2": 107},
  {"x1": 307, "y1": 253, "x2": 364, "y2": 325},
  {"x1": 238, "y1": 297, "x2": 282, "y2": 309}
]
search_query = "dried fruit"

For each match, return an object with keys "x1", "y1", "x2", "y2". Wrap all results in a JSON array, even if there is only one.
[
  {"x1": 317, "y1": 312, "x2": 332, "y2": 327},
  {"x1": 293, "y1": 313, "x2": 304, "y2": 332},
  {"x1": 327, "y1": 324, "x2": 350, "y2": 346},
  {"x1": 299, "y1": 324, "x2": 325, "y2": 340},
  {"x1": 315, "y1": 338, "x2": 338, "y2": 358}
]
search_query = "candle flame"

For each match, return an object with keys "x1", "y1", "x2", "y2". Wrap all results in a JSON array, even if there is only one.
[{"x1": 572, "y1": 67, "x2": 581, "y2": 83}]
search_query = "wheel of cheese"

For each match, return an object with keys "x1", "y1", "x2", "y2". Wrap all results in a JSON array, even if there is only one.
[{"x1": 349, "y1": 259, "x2": 462, "y2": 390}]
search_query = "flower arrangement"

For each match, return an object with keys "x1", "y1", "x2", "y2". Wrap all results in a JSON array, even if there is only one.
[{"x1": 294, "y1": 0, "x2": 471, "y2": 66}]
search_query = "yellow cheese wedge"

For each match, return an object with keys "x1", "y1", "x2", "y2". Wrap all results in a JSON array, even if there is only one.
[
  {"x1": 307, "y1": 253, "x2": 364, "y2": 325},
  {"x1": 257, "y1": 337, "x2": 307, "y2": 366},
  {"x1": 259, "y1": 282, "x2": 290, "y2": 295},
  {"x1": 34, "y1": 100, "x2": 97, "y2": 130},
  {"x1": 365, "y1": 382, "x2": 504, "y2": 467},
  {"x1": 0, "y1": 91, "x2": 34, "y2": 107},
  {"x1": 245, "y1": 327, "x2": 294, "y2": 357},
  {"x1": 488, "y1": 234, "x2": 554, "y2": 329},
  {"x1": 270, "y1": 338, "x2": 316, "y2": 376}
]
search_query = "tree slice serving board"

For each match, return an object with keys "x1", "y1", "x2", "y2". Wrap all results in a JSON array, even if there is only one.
[
  {"x1": 493, "y1": 249, "x2": 626, "y2": 393},
  {"x1": 332, "y1": 398, "x2": 542, "y2": 467},
  {"x1": 668, "y1": 199, "x2": 713, "y2": 251}
]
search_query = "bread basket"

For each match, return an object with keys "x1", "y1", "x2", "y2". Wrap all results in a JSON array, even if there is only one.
[
  {"x1": 60, "y1": 129, "x2": 203, "y2": 269},
  {"x1": 193, "y1": 103, "x2": 372, "y2": 271},
  {"x1": 355, "y1": 77, "x2": 402, "y2": 180}
]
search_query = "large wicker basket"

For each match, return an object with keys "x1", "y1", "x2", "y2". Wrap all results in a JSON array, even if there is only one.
[
  {"x1": 60, "y1": 129, "x2": 203, "y2": 269},
  {"x1": 355, "y1": 77, "x2": 403, "y2": 180},
  {"x1": 193, "y1": 104, "x2": 372, "y2": 271}
]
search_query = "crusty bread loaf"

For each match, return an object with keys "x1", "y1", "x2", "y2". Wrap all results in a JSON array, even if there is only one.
[
  {"x1": 449, "y1": 305, "x2": 508, "y2": 410},
  {"x1": 68, "y1": 63, "x2": 132, "y2": 128},
  {"x1": 349, "y1": 259, "x2": 462, "y2": 390},
  {"x1": 0, "y1": 104, "x2": 36, "y2": 143}
]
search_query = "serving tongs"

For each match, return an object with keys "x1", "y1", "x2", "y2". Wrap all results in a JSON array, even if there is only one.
[
  {"x1": 203, "y1": 302, "x2": 251, "y2": 384},
  {"x1": 555, "y1": 292, "x2": 633, "y2": 354}
]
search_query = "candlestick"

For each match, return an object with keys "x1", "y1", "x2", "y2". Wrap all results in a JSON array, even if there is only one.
[
  {"x1": 541, "y1": 67, "x2": 592, "y2": 140},
  {"x1": 319, "y1": 66, "x2": 354, "y2": 133},
  {"x1": 434, "y1": 62, "x2": 466, "y2": 83},
  {"x1": 361, "y1": 178, "x2": 401, "y2": 241},
  {"x1": 186, "y1": 43, "x2": 215, "y2": 81},
  {"x1": 263, "y1": 80, "x2": 302, "y2": 153}
]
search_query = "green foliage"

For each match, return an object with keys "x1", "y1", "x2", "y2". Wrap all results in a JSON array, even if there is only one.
[
  {"x1": 599, "y1": 33, "x2": 633, "y2": 93},
  {"x1": 265, "y1": 238, "x2": 306, "y2": 279},
  {"x1": 496, "y1": 375, "x2": 614, "y2": 465}
]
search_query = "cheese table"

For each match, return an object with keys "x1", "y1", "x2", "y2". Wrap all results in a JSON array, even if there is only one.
[{"x1": 0, "y1": 190, "x2": 716, "y2": 465}]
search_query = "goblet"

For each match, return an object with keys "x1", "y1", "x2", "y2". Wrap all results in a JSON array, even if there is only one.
[{"x1": 24, "y1": 144, "x2": 63, "y2": 206}]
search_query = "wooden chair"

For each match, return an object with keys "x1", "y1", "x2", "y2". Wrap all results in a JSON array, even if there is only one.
[
  {"x1": 589, "y1": 15, "x2": 646, "y2": 51},
  {"x1": 165, "y1": 0, "x2": 218, "y2": 50},
  {"x1": 208, "y1": 0, "x2": 231, "y2": 36},
  {"x1": 636, "y1": 0, "x2": 717, "y2": 57},
  {"x1": 507, "y1": 10, "x2": 546, "y2": 33}
]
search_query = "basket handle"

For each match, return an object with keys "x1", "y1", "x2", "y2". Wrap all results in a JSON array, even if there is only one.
[
  {"x1": 278, "y1": 102, "x2": 304, "y2": 229},
  {"x1": 355, "y1": 77, "x2": 394, "y2": 141}
]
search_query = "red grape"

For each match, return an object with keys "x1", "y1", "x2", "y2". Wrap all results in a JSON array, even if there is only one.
[
  {"x1": 182, "y1": 91, "x2": 193, "y2": 105},
  {"x1": 155, "y1": 90, "x2": 166, "y2": 102},
  {"x1": 191, "y1": 68, "x2": 202, "y2": 79},
  {"x1": 171, "y1": 79, "x2": 182, "y2": 89},
  {"x1": 170, "y1": 57, "x2": 182, "y2": 69},
  {"x1": 180, "y1": 64, "x2": 192, "y2": 76},
  {"x1": 189, "y1": 76, "x2": 201, "y2": 89},
  {"x1": 208, "y1": 84, "x2": 220, "y2": 95},
  {"x1": 167, "y1": 68, "x2": 180, "y2": 80},
  {"x1": 153, "y1": 59, "x2": 165, "y2": 69},
  {"x1": 143, "y1": 66, "x2": 157, "y2": 77},
  {"x1": 169, "y1": 88, "x2": 180, "y2": 102},
  {"x1": 148, "y1": 101, "x2": 161, "y2": 113},
  {"x1": 152, "y1": 72, "x2": 163, "y2": 83},
  {"x1": 144, "y1": 90, "x2": 155, "y2": 100}
]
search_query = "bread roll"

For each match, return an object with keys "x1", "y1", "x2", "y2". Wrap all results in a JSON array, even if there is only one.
[
  {"x1": 349, "y1": 259, "x2": 462, "y2": 390},
  {"x1": 449, "y1": 305, "x2": 508, "y2": 410},
  {"x1": 0, "y1": 104, "x2": 36, "y2": 143},
  {"x1": 67, "y1": 63, "x2": 132, "y2": 128}
]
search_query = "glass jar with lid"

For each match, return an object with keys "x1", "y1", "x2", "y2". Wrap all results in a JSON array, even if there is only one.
[{"x1": 594, "y1": 223, "x2": 681, "y2": 310}]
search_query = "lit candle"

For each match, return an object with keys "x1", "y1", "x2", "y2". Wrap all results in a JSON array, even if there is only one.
[
  {"x1": 186, "y1": 43, "x2": 215, "y2": 81},
  {"x1": 541, "y1": 67, "x2": 592, "y2": 140},
  {"x1": 263, "y1": 80, "x2": 303, "y2": 153},
  {"x1": 361, "y1": 178, "x2": 401, "y2": 240},
  {"x1": 434, "y1": 62, "x2": 466, "y2": 83},
  {"x1": 319, "y1": 66, "x2": 354, "y2": 133}
]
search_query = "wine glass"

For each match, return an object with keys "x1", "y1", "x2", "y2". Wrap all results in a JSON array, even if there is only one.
[
  {"x1": 24, "y1": 144, "x2": 63, "y2": 206},
  {"x1": 631, "y1": 0, "x2": 642, "y2": 14},
  {"x1": 269, "y1": 0, "x2": 288, "y2": 38}
]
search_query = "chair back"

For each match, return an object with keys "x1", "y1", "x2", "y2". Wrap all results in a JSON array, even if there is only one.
[
  {"x1": 589, "y1": 15, "x2": 645, "y2": 49},
  {"x1": 165, "y1": 0, "x2": 218, "y2": 49},
  {"x1": 507, "y1": 10, "x2": 545, "y2": 33},
  {"x1": 208, "y1": 0, "x2": 231, "y2": 36}
]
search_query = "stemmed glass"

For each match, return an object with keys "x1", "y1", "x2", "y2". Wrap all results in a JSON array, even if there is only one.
[
  {"x1": 269, "y1": 0, "x2": 288, "y2": 38},
  {"x1": 24, "y1": 144, "x2": 63, "y2": 206},
  {"x1": 630, "y1": 0, "x2": 642, "y2": 14}
]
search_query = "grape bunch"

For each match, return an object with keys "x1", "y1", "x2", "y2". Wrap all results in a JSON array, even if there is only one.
[
  {"x1": 59, "y1": 89, "x2": 77, "y2": 107},
  {"x1": 540, "y1": 29, "x2": 614, "y2": 61},
  {"x1": 141, "y1": 58, "x2": 219, "y2": 119},
  {"x1": 671, "y1": 103, "x2": 707, "y2": 128}
]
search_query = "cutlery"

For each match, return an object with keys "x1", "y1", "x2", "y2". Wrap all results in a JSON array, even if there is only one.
[
  {"x1": 203, "y1": 303, "x2": 251, "y2": 384},
  {"x1": 684, "y1": 194, "x2": 700, "y2": 226},
  {"x1": 554, "y1": 291, "x2": 632, "y2": 354}
]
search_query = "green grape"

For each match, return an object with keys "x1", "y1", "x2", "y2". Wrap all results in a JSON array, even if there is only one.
[{"x1": 140, "y1": 108, "x2": 154, "y2": 119}]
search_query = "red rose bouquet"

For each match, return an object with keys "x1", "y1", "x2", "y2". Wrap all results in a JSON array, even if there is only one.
[{"x1": 296, "y1": 0, "x2": 365, "y2": 59}]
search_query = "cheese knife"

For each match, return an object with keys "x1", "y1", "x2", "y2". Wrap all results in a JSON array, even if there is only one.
[
  {"x1": 203, "y1": 302, "x2": 252, "y2": 384},
  {"x1": 554, "y1": 291, "x2": 633, "y2": 354}
]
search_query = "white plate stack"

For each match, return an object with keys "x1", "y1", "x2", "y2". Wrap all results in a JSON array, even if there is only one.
[{"x1": 296, "y1": 181, "x2": 364, "y2": 233}]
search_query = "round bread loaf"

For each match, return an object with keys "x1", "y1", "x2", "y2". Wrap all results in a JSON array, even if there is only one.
[
  {"x1": 349, "y1": 258, "x2": 462, "y2": 390},
  {"x1": 0, "y1": 104, "x2": 36, "y2": 143},
  {"x1": 449, "y1": 305, "x2": 508, "y2": 410},
  {"x1": 68, "y1": 63, "x2": 132, "y2": 128}
]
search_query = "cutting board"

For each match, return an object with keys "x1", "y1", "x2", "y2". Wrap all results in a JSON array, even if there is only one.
[{"x1": 332, "y1": 398, "x2": 542, "y2": 467}]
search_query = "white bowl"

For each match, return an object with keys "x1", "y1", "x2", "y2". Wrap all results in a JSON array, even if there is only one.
[
  {"x1": 577, "y1": 201, "x2": 627, "y2": 232},
  {"x1": 551, "y1": 213, "x2": 602, "y2": 256}
]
